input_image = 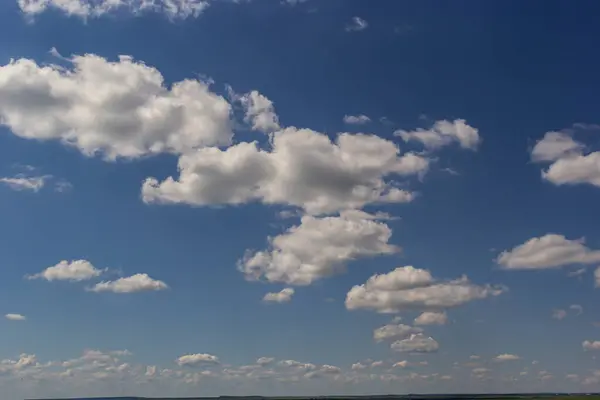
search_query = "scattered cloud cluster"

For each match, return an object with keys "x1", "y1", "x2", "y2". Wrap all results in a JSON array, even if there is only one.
[
  {"x1": 345, "y1": 266, "x2": 505, "y2": 313},
  {"x1": 18, "y1": 0, "x2": 210, "y2": 20},
  {"x1": 1, "y1": 347, "x2": 589, "y2": 395},
  {"x1": 395, "y1": 119, "x2": 481, "y2": 151},
  {"x1": 583, "y1": 340, "x2": 600, "y2": 351},
  {"x1": 2, "y1": 1, "x2": 600, "y2": 394},
  {"x1": 0, "y1": 46, "x2": 536, "y2": 390},
  {"x1": 531, "y1": 130, "x2": 600, "y2": 187},
  {"x1": 0, "y1": 166, "x2": 71, "y2": 193},
  {"x1": 0, "y1": 52, "x2": 482, "y2": 306},
  {"x1": 25, "y1": 260, "x2": 167, "y2": 294},
  {"x1": 552, "y1": 304, "x2": 583, "y2": 320}
]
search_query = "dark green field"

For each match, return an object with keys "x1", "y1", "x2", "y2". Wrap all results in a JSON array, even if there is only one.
[{"x1": 30, "y1": 396, "x2": 600, "y2": 400}]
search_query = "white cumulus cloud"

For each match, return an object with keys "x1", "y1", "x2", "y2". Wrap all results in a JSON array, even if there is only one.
[
  {"x1": 395, "y1": 119, "x2": 480, "y2": 151},
  {"x1": 497, "y1": 234, "x2": 600, "y2": 270},
  {"x1": 263, "y1": 288, "x2": 294, "y2": 303},
  {"x1": 142, "y1": 127, "x2": 424, "y2": 215},
  {"x1": 26, "y1": 260, "x2": 103, "y2": 282},
  {"x1": 392, "y1": 360, "x2": 408, "y2": 368},
  {"x1": 543, "y1": 152, "x2": 600, "y2": 187},
  {"x1": 343, "y1": 114, "x2": 371, "y2": 125},
  {"x1": 414, "y1": 311, "x2": 448, "y2": 325},
  {"x1": 256, "y1": 357, "x2": 274, "y2": 366},
  {"x1": 176, "y1": 353, "x2": 220, "y2": 366},
  {"x1": 583, "y1": 340, "x2": 600, "y2": 351},
  {"x1": 530, "y1": 131, "x2": 585, "y2": 162},
  {"x1": 531, "y1": 130, "x2": 600, "y2": 188},
  {"x1": 345, "y1": 266, "x2": 505, "y2": 313},
  {"x1": 239, "y1": 211, "x2": 399, "y2": 286},
  {"x1": 494, "y1": 354, "x2": 520, "y2": 362},
  {"x1": 5, "y1": 313, "x2": 26, "y2": 321},
  {"x1": 391, "y1": 333, "x2": 439, "y2": 353},
  {"x1": 0, "y1": 54, "x2": 232, "y2": 161},
  {"x1": 351, "y1": 362, "x2": 366, "y2": 370},
  {"x1": 373, "y1": 323, "x2": 423, "y2": 342},
  {"x1": 239, "y1": 90, "x2": 280, "y2": 132},
  {"x1": 88, "y1": 273, "x2": 168, "y2": 293}
]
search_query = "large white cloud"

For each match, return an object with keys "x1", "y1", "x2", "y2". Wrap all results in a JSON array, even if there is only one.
[
  {"x1": 88, "y1": 273, "x2": 168, "y2": 293},
  {"x1": 395, "y1": 119, "x2": 480, "y2": 151},
  {"x1": 531, "y1": 130, "x2": 600, "y2": 187},
  {"x1": 345, "y1": 266, "x2": 505, "y2": 313},
  {"x1": 18, "y1": 0, "x2": 210, "y2": 20},
  {"x1": 238, "y1": 211, "x2": 399, "y2": 286},
  {"x1": 142, "y1": 127, "x2": 425, "y2": 215},
  {"x1": 497, "y1": 234, "x2": 600, "y2": 270},
  {"x1": 0, "y1": 54, "x2": 232, "y2": 160},
  {"x1": 390, "y1": 334, "x2": 439, "y2": 353},
  {"x1": 26, "y1": 260, "x2": 104, "y2": 281}
]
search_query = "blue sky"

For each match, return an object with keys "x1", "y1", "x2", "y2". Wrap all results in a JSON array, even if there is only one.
[{"x1": 1, "y1": 0, "x2": 600, "y2": 398}]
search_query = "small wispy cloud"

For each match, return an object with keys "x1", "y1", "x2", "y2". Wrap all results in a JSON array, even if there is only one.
[
  {"x1": 5, "y1": 313, "x2": 26, "y2": 321},
  {"x1": 552, "y1": 309, "x2": 567, "y2": 320},
  {"x1": 0, "y1": 166, "x2": 72, "y2": 193},
  {"x1": 343, "y1": 114, "x2": 371, "y2": 125},
  {"x1": 263, "y1": 288, "x2": 295, "y2": 303},
  {"x1": 346, "y1": 16, "x2": 368, "y2": 32},
  {"x1": 0, "y1": 175, "x2": 49, "y2": 192},
  {"x1": 442, "y1": 167, "x2": 460, "y2": 176}
]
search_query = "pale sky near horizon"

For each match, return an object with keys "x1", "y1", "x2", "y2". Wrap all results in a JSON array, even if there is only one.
[{"x1": 1, "y1": 1, "x2": 600, "y2": 399}]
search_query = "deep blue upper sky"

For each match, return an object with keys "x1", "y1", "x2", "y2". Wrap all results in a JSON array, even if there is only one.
[{"x1": 0, "y1": 0, "x2": 600, "y2": 398}]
